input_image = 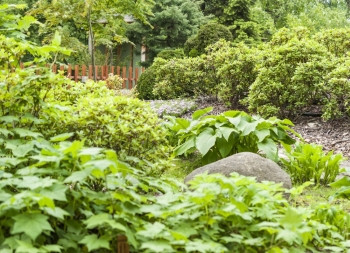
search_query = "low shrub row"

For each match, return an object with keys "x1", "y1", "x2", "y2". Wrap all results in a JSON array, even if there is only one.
[
  {"x1": 138, "y1": 27, "x2": 350, "y2": 120},
  {"x1": 0, "y1": 131, "x2": 349, "y2": 252}
]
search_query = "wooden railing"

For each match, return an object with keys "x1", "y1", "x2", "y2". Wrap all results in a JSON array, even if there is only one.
[{"x1": 20, "y1": 63, "x2": 145, "y2": 89}]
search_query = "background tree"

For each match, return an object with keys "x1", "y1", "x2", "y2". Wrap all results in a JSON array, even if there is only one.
[
  {"x1": 27, "y1": 0, "x2": 154, "y2": 69},
  {"x1": 127, "y1": 0, "x2": 206, "y2": 66}
]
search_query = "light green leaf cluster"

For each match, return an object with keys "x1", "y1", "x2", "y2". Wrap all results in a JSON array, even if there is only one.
[
  {"x1": 0, "y1": 126, "x2": 349, "y2": 252},
  {"x1": 167, "y1": 107, "x2": 297, "y2": 164},
  {"x1": 281, "y1": 141, "x2": 346, "y2": 185}
]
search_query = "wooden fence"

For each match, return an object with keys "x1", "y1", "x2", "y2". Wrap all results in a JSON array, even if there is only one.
[
  {"x1": 117, "y1": 235, "x2": 129, "y2": 253},
  {"x1": 20, "y1": 63, "x2": 145, "y2": 89}
]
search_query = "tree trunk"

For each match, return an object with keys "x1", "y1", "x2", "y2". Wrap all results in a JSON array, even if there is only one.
[{"x1": 88, "y1": 3, "x2": 96, "y2": 81}]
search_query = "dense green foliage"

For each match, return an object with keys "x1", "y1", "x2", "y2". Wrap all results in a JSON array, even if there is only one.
[
  {"x1": 207, "y1": 40, "x2": 258, "y2": 107},
  {"x1": 184, "y1": 22, "x2": 233, "y2": 57},
  {"x1": 0, "y1": 8, "x2": 172, "y2": 175},
  {"x1": 1, "y1": 136, "x2": 349, "y2": 252},
  {"x1": 167, "y1": 107, "x2": 297, "y2": 164},
  {"x1": 136, "y1": 66, "x2": 158, "y2": 100},
  {"x1": 147, "y1": 27, "x2": 350, "y2": 120},
  {"x1": 281, "y1": 142, "x2": 345, "y2": 185},
  {"x1": 246, "y1": 29, "x2": 332, "y2": 118},
  {"x1": 43, "y1": 89, "x2": 172, "y2": 174},
  {"x1": 1, "y1": 3, "x2": 350, "y2": 253},
  {"x1": 153, "y1": 56, "x2": 217, "y2": 99},
  {"x1": 331, "y1": 176, "x2": 350, "y2": 199},
  {"x1": 157, "y1": 48, "x2": 185, "y2": 60},
  {"x1": 136, "y1": 58, "x2": 166, "y2": 100},
  {"x1": 0, "y1": 130, "x2": 349, "y2": 252},
  {"x1": 127, "y1": 0, "x2": 206, "y2": 66}
]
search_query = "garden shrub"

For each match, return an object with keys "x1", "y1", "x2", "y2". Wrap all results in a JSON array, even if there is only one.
[
  {"x1": 136, "y1": 58, "x2": 167, "y2": 100},
  {"x1": 322, "y1": 56, "x2": 350, "y2": 120},
  {"x1": 246, "y1": 36, "x2": 333, "y2": 118},
  {"x1": 206, "y1": 40, "x2": 259, "y2": 107},
  {"x1": 314, "y1": 28, "x2": 350, "y2": 57},
  {"x1": 42, "y1": 93, "x2": 172, "y2": 174},
  {"x1": 0, "y1": 133, "x2": 349, "y2": 252},
  {"x1": 281, "y1": 141, "x2": 345, "y2": 185},
  {"x1": 153, "y1": 56, "x2": 218, "y2": 99},
  {"x1": 105, "y1": 73, "x2": 123, "y2": 90},
  {"x1": 166, "y1": 107, "x2": 298, "y2": 164},
  {"x1": 184, "y1": 22, "x2": 233, "y2": 57},
  {"x1": 269, "y1": 26, "x2": 311, "y2": 46},
  {"x1": 157, "y1": 48, "x2": 185, "y2": 60}
]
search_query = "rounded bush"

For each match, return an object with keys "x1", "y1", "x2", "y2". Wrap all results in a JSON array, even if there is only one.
[
  {"x1": 153, "y1": 56, "x2": 218, "y2": 99},
  {"x1": 314, "y1": 28, "x2": 350, "y2": 57},
  {"x1": 43, "y1": 83, "x2": 172, "y2": 174},
  {"x1": 322, "y1": 56, "x2": 350, "y2": 119},
  {"x1": 157, "y1": 48, "x2": 185, "y2": 60},
  {"x1": 184, "y1": 22, "x2": 233, "y2": 56},
  {"x1": 246, "y1": 37, "x2": 332, "y2": 118},
  {"x1": 136, "y1": 58, "x2": 168, "y2": 100},
  {"x1": 207, "y1": 40, "x2": 259, "y2": 107},
  {"x1": 136, "y1": 66, "x2": 157, "y2": 100}
]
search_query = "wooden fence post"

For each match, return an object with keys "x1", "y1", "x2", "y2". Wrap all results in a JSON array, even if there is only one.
[
  {"x1": 122, "y1": 67, "x2": 127, "y2": 89},
  {"x1": 88, "y1": 65, "x2": 93, "y2": 80},
  {"x1": 117, "y1": 235, "x2": 129, "y2": 253},
  {"x1": 111, "y1": 66, "x2": 115, "y2": 75},
  {"x1": 82, "y1": 65, "x2": 86, "y2": 76},
  {"x1": 52, "y1": 64, "x2": 57, "y2": 74},
  {"x1": 74, "y1": 65, "x2": 79, "y2": 82},
  {"x1": 128, "y1": 67, "x2": 133, "y2": 89},
  {"x1": 67, "y1": 64, "x2": 72, "y2": 79},
  {"x1": 95, "y1": 65, "x2": 99, "y2": 80}
]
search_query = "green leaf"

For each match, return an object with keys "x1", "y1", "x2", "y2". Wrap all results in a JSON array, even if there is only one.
[
  {"x1": 13, "y1": 128, "x2": 42, "y2": 138},
  {"x1": 0, "y1": 128, "x2": 13, "y2": 137},
  {"x1": 279, "y1": 207, "x2": 303, "y2": 230},
  {"x1": 138, "y1": 222, "x2": 165, "y2": 239},
  {"x1": 330, "y1": 177, "x2": 350, "y2": 188},
  {"x1": 17, "y1": 16, "x2": 37, "y2": 31},
  {"x1": 276, "y1": 229, "x2": 300, "y2": 245},
  {"x1": 50, "y1": 132, "x2": 74, "y2": 142},
  {"x1": 174, "y1": 136, "x2": 195, "y2": 156},
  {"x1": 14, "y1": 240, "x2": 40, "y2": 253},
  {"x1": 195, "y1": 128, "x2": 216, "y2": 156},
  {"x1": 255, "y1": 129, "x2": 270, "y2": 142},
  {"x1": 79, "y1": 147, "x2": 104, "y2": 156},
  {"x1": 0, "y1": 116, "x2": 19, "y2": 123},
  {"x1": 257, "y1": 139, "x2": 278, "y2": 161},
  {"x1": 218, "y1": 126, "x2": 236, "y2": 141},
  {"x1": 64, "y1": 169, "x2": 92, "y2": 183},
  {"x1": 51, "y1": 31, "x2": 62, "y2": 47},
  {"x1": 216, "y1": 137, "x2": 232, "y2": 158},
  {"x1": 12, "y1": 213, "x2": 53, "y2": 240},
  {"x1": 84, "y1": 213, "x2": 126, "y2": 232},
  {"x1": 192, "y1": 107, "x2": 213, "y2": 120},
  {"x1": 79, "y1": 234, "x2": 110, "y2": 251},
  {"x1": 44, "y1": 207, "x2": 69, "y2": 220},
  {"x1": 40, "y1": 244, "x2": 63, "y2": 252},
  {"x1": 141, "y1": 240, "x2": 173, "y2": 253},
  {"x1": 12, "y1": 142, "x2": 34, "y2": 157}
]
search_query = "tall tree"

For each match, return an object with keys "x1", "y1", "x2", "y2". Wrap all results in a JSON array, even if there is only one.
[
  {"x1": 27, "y1": 0, "x2": 154, "y2": 72},
  {"x1": 127, "y1": 0, "x2": 206, "y2": 66}
]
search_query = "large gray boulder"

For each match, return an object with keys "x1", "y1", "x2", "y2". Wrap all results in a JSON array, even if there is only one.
[{"x1": 185, "y1": 152, "x2": 292, "y2": 189}]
